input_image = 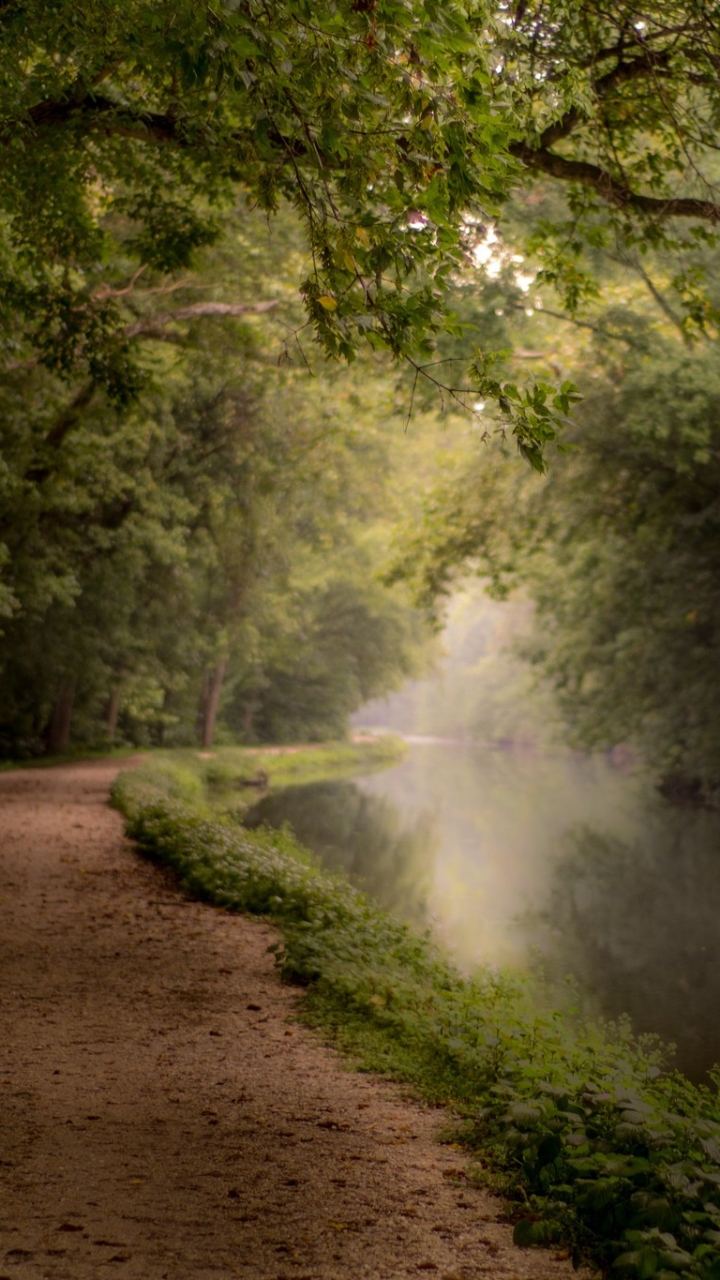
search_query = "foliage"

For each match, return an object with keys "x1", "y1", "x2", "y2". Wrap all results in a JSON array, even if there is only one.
[
  {"x1": 497, "y1": 2, "x2": 720, "y2": 331},
  {"x1": 113, "y1": 758, "x2": 720, "y2": 1280},
  {"x1": 0, "y1": 0, "x2": 514, "y2": 381},
  {"x1": 4, "y1": 1, "x2": 720, "y2": 766},
  {"x1": 226, "y1": 577, "x2": 427, "y2": 742},
  {"x1": 514, "y1": 345, "x2": 720, "y2": 796},
  {"x1": 0, "y1": 207, "x2": 436, "y2": 758},
  {"x1": 4, "y1": 2, "x2": 719, "y2": 460},
  {"x1": 386, "y1": 208, "x2": 720, "y2": 793}
]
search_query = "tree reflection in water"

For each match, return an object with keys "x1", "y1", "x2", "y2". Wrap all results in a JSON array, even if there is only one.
[
  {"x1": 521, "y1": 809, "x2": 720, "y2": 1082},
  {"x1": 243, "y1": 780, "x2": 435, "y2": 927},
  {"x1": 244, "y1": 758, "x2": 720, "y2": 1083}
]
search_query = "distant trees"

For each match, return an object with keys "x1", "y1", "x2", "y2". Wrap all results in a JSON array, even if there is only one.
[
  {"x1": 3, "y1": 1, "x2": 720, "y2": 759},
  {"x1": 390, "y1": 292, "x2": 720, "y2": 797},
  {"x1": 229, "y1": 578, "x2": 426, "y2": 743},
  {"x1": 514, "y1": 345, "x2": 720, "y2": 799},
  {"x1": 0, "y1": 209, "x2": 431, "y2": 756}
]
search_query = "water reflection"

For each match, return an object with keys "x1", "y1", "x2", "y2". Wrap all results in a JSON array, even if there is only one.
[
  {"x1": 523, "y1": 819, "x2": 720, "y2": 1081},
  {"x1": 243, "y1": 744, "x2": 720, "y2": 1080},
  {"x1": 244, "y1": 779, "x2": 434, "y2": 925}
]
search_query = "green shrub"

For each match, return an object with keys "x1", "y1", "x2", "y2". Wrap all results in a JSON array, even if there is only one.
[{"x1": 111, "y1": 764, "x2": 720, "y2": 1280}]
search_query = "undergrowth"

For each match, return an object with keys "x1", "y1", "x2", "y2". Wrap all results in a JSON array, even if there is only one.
[{"x1": 112, "y1": 763, "x2": 720, "y2": 1280}]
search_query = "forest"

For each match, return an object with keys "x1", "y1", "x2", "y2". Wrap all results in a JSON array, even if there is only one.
[{"x1": 1, "y1": 0, "x2": 719, "y2": 801}]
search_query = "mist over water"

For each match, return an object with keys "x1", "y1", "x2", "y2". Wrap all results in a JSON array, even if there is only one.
[
  {"x1": 349, "y1": 742, "x2": 645, "y2": 967},
  {"x1": 247, "y1": 591, "x2": 720, "y2": 1081}
]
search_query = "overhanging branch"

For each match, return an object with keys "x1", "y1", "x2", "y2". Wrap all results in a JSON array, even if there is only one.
[
  {"x1": 16, "y1": 91, "x2": 308, "y2": 161},
  {"x1": 510, "y1": 142, "x2": 720, "y2": 222}
]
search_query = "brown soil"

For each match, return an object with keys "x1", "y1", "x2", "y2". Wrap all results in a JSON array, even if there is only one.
[{"x1": 0, "y1": 760, "x2": 581, "y2": 1280}]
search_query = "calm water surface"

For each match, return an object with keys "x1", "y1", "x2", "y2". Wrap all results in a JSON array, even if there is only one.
[{"x1": 244, "y1": 742, "x2": 720, "y2": 1080}]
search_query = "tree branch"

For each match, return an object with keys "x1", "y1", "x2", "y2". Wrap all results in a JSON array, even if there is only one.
[
  {"x1": 25, "y1": 92, "x2": 183, "y2": 143},
  {"x1": 509, "y1": 301, "x2": 642, "y2": 346},
  {"x1": 606, "y1": 252, "x2": 693, "y2": 344},
  {"x1": 17, "y1": 91, "x2": 310, "y2": 161},
  {"x1": 23, "y1": 380, "x2": 98, "y2": 481},
  {"x1": 533, "y1": 49, "x2": 672, "y2": 151},
  {"x1": 124, "y1": 299, "x2": 280, "y2": 338},
  {"x1": 510, "y1": 142, "x2": 720, "y2": 222}
]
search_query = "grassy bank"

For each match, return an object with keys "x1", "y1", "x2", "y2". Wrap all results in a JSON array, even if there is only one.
[
  {"x1": 1, "y1": 734, "x2": 406, "y2": 784},
  {"x1": 169, "y1": 735, "x2": 407, "y2": 796},
  {"x1": 112, "y1": 760, "x2": 720, "y2": 1280}
]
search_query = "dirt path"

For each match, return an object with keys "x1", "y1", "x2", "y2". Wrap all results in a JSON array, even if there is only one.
[{"x1": 0, "y1": 761, "x2": 578, "y2": 1280}]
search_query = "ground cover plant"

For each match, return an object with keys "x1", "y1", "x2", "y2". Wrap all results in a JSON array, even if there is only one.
[{"x1": 112, "y1": 759, "x2": 720, "y2": 1280}]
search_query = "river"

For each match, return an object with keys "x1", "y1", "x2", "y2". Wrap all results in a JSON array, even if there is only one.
[{"x1": 244, "y1": 739, "x2": 720, "y2": 1082}]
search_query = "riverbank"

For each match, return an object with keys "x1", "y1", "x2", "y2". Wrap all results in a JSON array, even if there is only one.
[
  {"x1": 112, "y1": 757, "x2": 720, "y2": 1280},
  {"x1": 0, "y1": 734, "x2": 407, "y2": 786},
  {"x1": 0, "y1": 758, "x2": 578, "y2": 1280},
  {"x1": 174, "y1": 734, "x2": 407, "y2": 795}
]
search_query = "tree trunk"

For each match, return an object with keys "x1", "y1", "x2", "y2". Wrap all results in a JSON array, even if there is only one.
[
  {"x1": 240, "y1": 700, "x2": 256, "y2": 740},
  {"x1": 45, "y1": 682, "x2": 76, "y2": 755},
  {"x1": 200, "y1": 660, "x2": 227, "y2": 749},
  {"x1": 105, "y1": 687, "x2": 121, "y2": 742},
  {"x1": 195, "y1": 670, "x2": 211, "y2": 742},
  {"x1": 157, "y1": 687, "x2": 173, "y2": 748}
]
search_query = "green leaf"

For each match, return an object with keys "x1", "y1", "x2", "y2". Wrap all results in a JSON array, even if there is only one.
[{"x1": 513, "y1": 1219, "x2": 538, "y2": 1247}]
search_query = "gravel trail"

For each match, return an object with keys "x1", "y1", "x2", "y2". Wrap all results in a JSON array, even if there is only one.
[{"x1": 0, "y1": 760, "x2": 578, "y2": 1280}]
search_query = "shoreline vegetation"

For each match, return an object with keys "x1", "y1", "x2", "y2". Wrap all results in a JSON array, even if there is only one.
[
  {"x1": 112, "y1": 754, "x2": 720, "y2": 1280},
  {"x1": 0, "y1": 734, "x2": 407, "y2": 780}
]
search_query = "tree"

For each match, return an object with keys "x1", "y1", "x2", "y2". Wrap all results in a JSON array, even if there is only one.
[
  {"x1": 515, "y1": 345, "x2": 720, "y2": 799},
  {"x1": 4, "y1": 1, "x2": 720, "y2": 761},
  {"x1": 6, "y1": 2, "x2": 719, "y2": 467},
  {"x1": 0, "y1": 0, "x2": 512, "y2": 381},
  {"x1": 0, "y1": 205, "x2": 437, "y2": 755},
  {"x1": 498, "y1": 2, "x2": 720, "y2": 325},
  {"x1": 229, "y1": 576, "x2": 426, "y2": 742},
  {"x1": 389, "y1": 309, "x2": 720, "y2": 797}
]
